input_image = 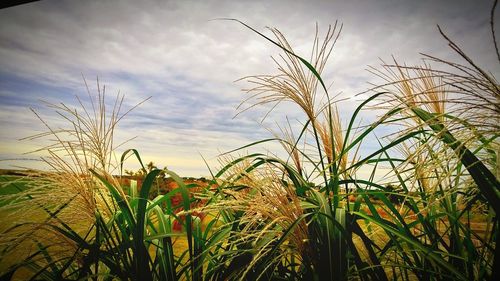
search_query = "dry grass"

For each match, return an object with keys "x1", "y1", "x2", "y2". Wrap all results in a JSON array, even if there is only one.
[
  {"x1": 314, "y1": 105, "x2": 361, "y2": 179},
  {"x1": 237, "y1": 22, "x2": 342, "y2": 122},
  {"x1": 268, "y1": 118, "x2": 304, "y2": 176},
  {"x1": 202, "y1": 156, "x2": 309, "y2": 280},
  {"x1": 0, "y1": 79, "x2": 148, "y2": 277}
]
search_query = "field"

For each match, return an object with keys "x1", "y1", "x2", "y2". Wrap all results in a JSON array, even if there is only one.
[
  {"x1": 0, "y1": 15, "x2": 499, "y2": 281},
  {"x1": 0, "y1": 173, "x2": 192, "y2": 280}
]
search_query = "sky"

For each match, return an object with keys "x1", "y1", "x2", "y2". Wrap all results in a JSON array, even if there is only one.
[{"x1": 0, "y1": 0, "x2": 498, "y2": 177}]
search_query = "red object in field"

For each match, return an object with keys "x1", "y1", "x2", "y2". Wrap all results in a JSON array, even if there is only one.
[
  {"x1": 117, "y1": 175, "x2": 216, "y2": 232},
  {"x1": 171, "y1": 212, "x2": 207, "y2": 232},
  {"x1": 377, "y1": 207, "x2": 388, "y2": 218},
  {"x1": 173, "y1": 219, "x2": 183, "y2": 231}
]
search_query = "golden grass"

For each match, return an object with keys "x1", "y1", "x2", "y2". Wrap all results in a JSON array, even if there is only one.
[
  {"x1": 237, "y1": 23, "x2": 342, "y2": 122},
  {"x1": 0, "y1": 80, "x2": 149, "y2": 277}
]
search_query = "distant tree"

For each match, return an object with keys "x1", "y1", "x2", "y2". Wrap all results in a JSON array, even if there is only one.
[{"x1": 124, "y1": 161, "x2": 168, "y2": 198}]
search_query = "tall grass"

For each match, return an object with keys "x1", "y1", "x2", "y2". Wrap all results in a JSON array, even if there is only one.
[
  {"x1": 208, "y1": 14, "x2": 499, "y2": 280},
  {"x1": 0, "y1": 81, "x2": 120, "y2": 275},
  {"x1": 0, "y1": 5, "x2": 498, "y2": 281},
  {"x1": 0, "y1": 80, "x2": 152, "y2": 278}
]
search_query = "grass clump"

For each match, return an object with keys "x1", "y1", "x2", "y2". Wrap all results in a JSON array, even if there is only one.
[{"x1": 207, "y1": 14, "x2": 499, "y2": 280}]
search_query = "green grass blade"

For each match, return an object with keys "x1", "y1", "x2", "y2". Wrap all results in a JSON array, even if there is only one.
[
  {"x1": 412, "y1": 108, "x2": 500, "y2": 213},
  {"x1": 135, "y1": 169, "x2": 162, "y2": 281},
  {"x1": 120, "y1": 148, "x2": 147, "y2": 175},
  {"x1": 90, "y1": 169, "x2": 136, "y2": 229},
  {"x1": 353, "y1": 211, "x2": 467, "y2": 280}
]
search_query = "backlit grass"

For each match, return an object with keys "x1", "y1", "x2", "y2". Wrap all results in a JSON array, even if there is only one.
[{"x1": 0, "y1": 7, "x2": 499, "y2": 281}]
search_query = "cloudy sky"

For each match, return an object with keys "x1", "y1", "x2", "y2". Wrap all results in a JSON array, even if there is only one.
[{"x1": 0, "y1": 0, "x2": 498, "y2": 177}]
